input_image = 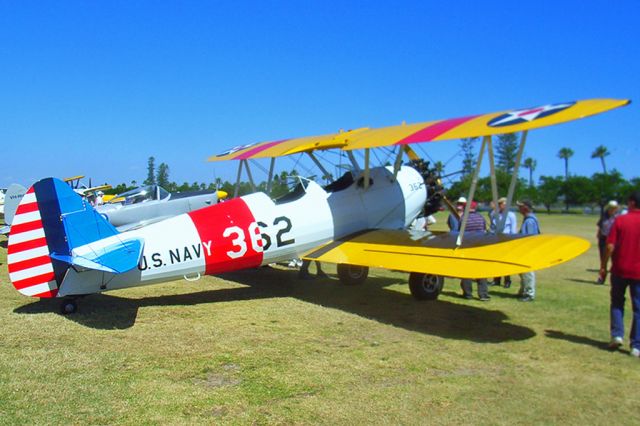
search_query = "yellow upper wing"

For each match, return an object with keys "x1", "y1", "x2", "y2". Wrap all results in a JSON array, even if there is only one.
[
  {"x1": 303, "y1": 230, "x2": 590, "y2": 279},
  {"x1": 208, "y1": 98, "x2": 629, "y2": 162},
  {"x1": 77, "y1": 184, "x2": 112, "y2": 195}
]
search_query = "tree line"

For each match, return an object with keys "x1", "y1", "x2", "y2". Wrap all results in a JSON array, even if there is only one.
[
  {"x1": 105, "y1": 156, "x2": 302, "y2": 199},
  {"x1": 108, "y1": 145, "x2": 639, "y2": 214},
  {"x1": 448, "y1": 136, "x2": 639, "y2": 213}
]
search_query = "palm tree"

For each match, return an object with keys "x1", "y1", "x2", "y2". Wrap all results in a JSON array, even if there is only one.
[
  {"x1": 522, "y1": 157, "x2": 537, "y2": 187},
  {"x1": 433, "y1": 161, "x2": 444, "y2": 175},
  {"x1": 557, "y1": 147, "x2": 574, "y2": 180},
  {"x1": 591, "y1": 145, "x2": 610, "y2": 174}
]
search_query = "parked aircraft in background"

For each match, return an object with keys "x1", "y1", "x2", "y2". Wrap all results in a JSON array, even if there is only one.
[
  {"x1": 96, "y1": 184, "x2": 228, "y2": 231},
  {"x1": 63, "y1": 175, "x2": 112, "y2": 198},
  {"x1": 5, "y1": 98, "x2": 629, "y2": 314},
  {"x1": 0, "y1": 184, "x2": 27, "y2": 234},
  {"x1": 0, "y1": 178, "x2": 228, "y2": 234},
  {"x1": 1, "y1": 177, "x2": 109, "y2": 234},
  {"x1": 0, "y1": 188, "x2": 5, "y2": 216}
]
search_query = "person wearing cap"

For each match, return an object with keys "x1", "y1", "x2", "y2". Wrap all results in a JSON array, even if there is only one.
[
  {"x1": 516, "y1": 200, "x2": 540, "y2": 302},
  {"x1": 447, "y1": 196, "x2": 466, "y2": 231},
  {"x1": 459, "y1": 201, "x2": 491, "y2": 301},
  {"x1": 95, "y1": 190, "x2": 104, "y2": 206},
  {"x1": 489, "y1": 197, "x2": 518, "y2": 288},
  {"x1": 600, "y1": 191, "x2": 640, "y2": 356},
  {"x1": 463, "y1": 200, "x2": 486, "y2": 232},
  {"x1": 596, "y1": 200, "x2": 620, "y2": 283},
  {"x1": 490, "y1": 197, "x2": 518, "y2": 234}
]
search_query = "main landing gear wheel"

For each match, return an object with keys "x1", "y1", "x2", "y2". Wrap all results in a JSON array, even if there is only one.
[
  {"x1": 409, "y1": 273, "x2": 444, "y2": 300},
  {"x1": 337, "y1": 264, "x2": 369, "y2": 286},
  {"x1": 59, "y1": 299, "x2": 78, "y2": 315}
]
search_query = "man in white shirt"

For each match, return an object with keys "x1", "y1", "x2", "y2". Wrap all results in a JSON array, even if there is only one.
[
  {"x1": 489, "y1": 197, "x2": 518, "y2": 287},
  {"x1": 490, "y1": 197, "x2": 517, "y2": 234},
  {"x1": 95, "y1": 191, "x2": 105, "y2": 206},
  {"x1": 447, "y1": 197, "x2": 466, "y2": 231}
]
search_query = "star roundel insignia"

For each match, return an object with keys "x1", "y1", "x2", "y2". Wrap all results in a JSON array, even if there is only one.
[
  {"x1": 487, "y1": 102, "x2": 576, "y2": 128},
  {"x1": 216, "y1": 142, "x2": 261, "y2": 157}
]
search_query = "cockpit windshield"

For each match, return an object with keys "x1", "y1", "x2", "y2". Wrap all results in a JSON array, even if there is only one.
[{"x1": 108, "y1": 185, "x2": 170, "y2": 205}]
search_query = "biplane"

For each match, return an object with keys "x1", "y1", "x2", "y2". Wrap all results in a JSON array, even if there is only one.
[
  {"x1": 5, "y1": 98, "x2": 629, "y2": 314},
  {"x1": 63, "y1": 175, "x2": 112, "y2": 197},
  {"x1": 2, "y1": 176, "x2": 106, "y2": 230},
  {"x1": 0, "y1": 179, "x2": 228, "y2": 235},
  {"x1": 96, "y1": 184, "x2": 228, "y2": 231},
  {"x1": 1, "y1": 175, "x2": 109, "y2": 235}
]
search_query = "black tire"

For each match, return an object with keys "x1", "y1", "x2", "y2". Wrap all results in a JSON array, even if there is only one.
[
  {"x1": 337, "y1": 264, "x2": 369, "y2": 286},
  {"x1": 409, "y1": 273, "x2": 444, "y2": 300},
  {"x1": 60, "y1": 299, "x2": 78, "y2": 315}
]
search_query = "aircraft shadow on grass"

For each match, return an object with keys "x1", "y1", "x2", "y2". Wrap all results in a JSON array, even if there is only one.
[
  {"x1": 441, "y1": 288, "x2": 521, "y2": 300},
  {"x1": 14, "y1": 267, "x2": 536, "y2": 343}
]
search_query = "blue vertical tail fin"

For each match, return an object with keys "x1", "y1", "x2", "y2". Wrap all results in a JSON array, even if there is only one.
[{"x1": 7, "y1": 178, "x2": 143, "y2": 298}]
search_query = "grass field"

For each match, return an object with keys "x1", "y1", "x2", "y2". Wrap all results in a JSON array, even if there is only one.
[{"x1": 1, "y1": 213, "x2": 639, "y2": 425}]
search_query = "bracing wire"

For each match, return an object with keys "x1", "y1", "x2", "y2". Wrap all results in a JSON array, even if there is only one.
[
  {"x1": 249, "y1": 159, "x2": 269, "y2": 176},
  {"x1": 371, "y1": 148, "x2": 383, "y2": 167}
]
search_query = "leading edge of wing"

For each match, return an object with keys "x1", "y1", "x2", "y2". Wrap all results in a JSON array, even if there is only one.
[
  {"x1": 208, "y1": 98, "x2": 629, "y2": 162},
  {"x1": 303, "y1": 230, "x2": 590, "y2": 279}
]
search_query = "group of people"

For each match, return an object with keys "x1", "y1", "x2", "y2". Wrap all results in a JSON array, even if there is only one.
[
  {"x1": 598, "y1": 192, "x2": 640, "y2": 357},
  {"x1": 291, "y1": 190, "x2": 640, "y2": 358},
  {"x1": 86, "y1": 190, "x2": 105, "y2": 207},
  {"x1": 448, "y1": 196, "x2": 539, "y2": 302}
]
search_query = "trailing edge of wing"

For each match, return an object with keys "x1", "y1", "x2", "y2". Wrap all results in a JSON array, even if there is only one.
[
  {"x1": 208, "y1": 98, "x2": 629, "y2": 161},
  {"x1": 303, "y1": 230, "x2": 590, "y2": 279}
]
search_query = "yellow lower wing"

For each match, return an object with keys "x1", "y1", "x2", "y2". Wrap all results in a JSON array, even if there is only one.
[{"x1": 303, "y1": 230, "x2": 589, "y2": 279}]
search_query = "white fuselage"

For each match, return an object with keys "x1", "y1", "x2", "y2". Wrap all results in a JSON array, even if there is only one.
[{"x1": 58, "y1": 166, "x2": 426, "y2": 296}]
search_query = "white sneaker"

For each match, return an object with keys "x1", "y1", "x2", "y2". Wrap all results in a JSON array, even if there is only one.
[
  {"x1": 609, "y1": 336, "x2": 623, "y2": 349},
  {"x1": 631, "y1": 348, "x2": 640, "y2": 358}
]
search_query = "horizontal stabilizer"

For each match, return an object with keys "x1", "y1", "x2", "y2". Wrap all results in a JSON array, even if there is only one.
[
  {"x1": 304, "y1": 230, "x2": 590, "y2": 279},
  {"x1": 51, "y1": 238, "x2": 144, "y2": 274}
]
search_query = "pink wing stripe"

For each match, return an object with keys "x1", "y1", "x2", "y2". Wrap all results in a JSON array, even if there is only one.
[
  {"x1": 233, "y1": 140, "x2": 289, "y2": 160},
  {"x1": 395, "y1": 115, "x2": 480, "y2": 145}
]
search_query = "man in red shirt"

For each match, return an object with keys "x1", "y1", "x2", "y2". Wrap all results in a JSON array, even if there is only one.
[{"x1": 601, "y1": 191, "x2": 640, "y2": 356}]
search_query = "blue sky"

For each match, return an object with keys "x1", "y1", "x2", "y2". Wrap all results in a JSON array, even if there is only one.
[{"x1": 1, "y1": 1, "x2": 637, "y2": 189}]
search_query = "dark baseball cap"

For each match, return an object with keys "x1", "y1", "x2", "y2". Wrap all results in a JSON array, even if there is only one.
[{"x1": 516, "y1": 200, "x2": 533, "y2": 210}]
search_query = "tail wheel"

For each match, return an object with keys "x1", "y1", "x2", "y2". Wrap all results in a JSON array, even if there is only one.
[
  {"x1": 409, "y1": 273, "x2": 444, "y2": 300},
  {"x1": 337, "y1": 264, "x2": 369, "y2": 286},
  {"x1": 60, "y1": 299, "x2": 78, "y2": 315}
]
